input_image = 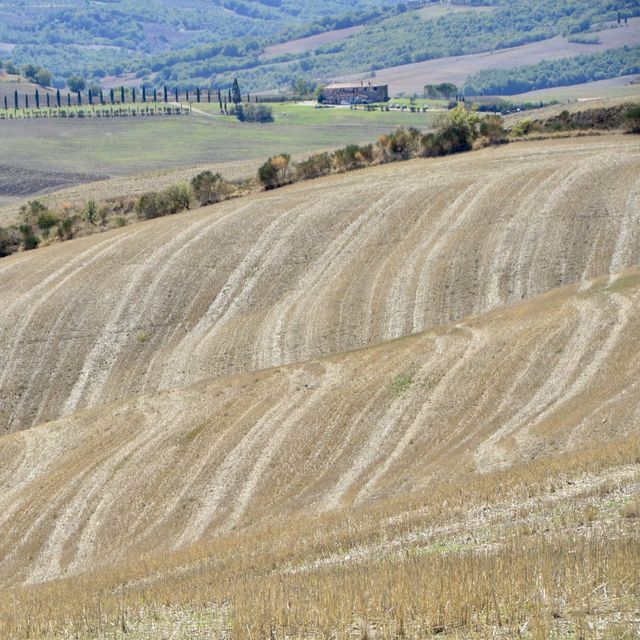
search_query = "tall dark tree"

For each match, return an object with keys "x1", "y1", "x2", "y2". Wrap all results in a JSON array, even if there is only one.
[
  {"x1": 228, "y1": 88, "x2": 232, "y2": 103},
  {"x1": 35, "y1": 89, "x2": 40, "y2": 109},
  {"x1": 186, "y1": 89, "x2": 190, "y2": 102},
  {"x1": 218, "y1": 89, "x2": 222, "y2": 110},
  {"x1": 196, "y1": 87, "x2": 201, "y2": 103},
  {"x1": 14, "y1": 89, "x2": 18, "y2": 110},
  {"x1": 153, "y1": 88, "x2": 157, "y2": 103},
  {"x1": 77, "y1": 91, "x2": 82, "y2": 106},
  {"x1": 25, "y1": 95, "x2": 29, "y2": 109},
  {"x1": 174, "y1": 87, "x2": 178, "y2": 102},
  {"x1": 120, "y1": 86, "x2": 125, "y2": 104},
  {"x1": 110, "y1": 88, "x2": 115, "y2": 104},
  {"x1": 207, "y1": 89, "x2": 211, "y2": 103},
  {"x1": 46, "y1": 93, "x2": 50, "y2": 108},
  {"x1": 232, "y1": 78, "x2": 241, "y2": 105},
  {"x1": 88, "y1": 89, "x2": 93, "y2": 104},
  {"x1": 163, "y1": 85, "x2": 168, "y2": 103},
  {"x1": 67, "y1": 93, "x2": 71, "y2": 107},
  {"x1": 142, "y1": 86, "x2": 147, "y2": 102},
  {"x1": 56, "y1": 88, "x2": 61, "y2": 108},
  {"x1": 3, "y1": 96, "x2": 7, "y2": 110},
  {"x1": 132, "y1": 87, "x2": 136, "y2": 103}
]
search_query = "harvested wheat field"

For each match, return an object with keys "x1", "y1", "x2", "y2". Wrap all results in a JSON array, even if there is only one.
[{"x1": 1, "y1": 135, "x2": 640, "y2": 639}]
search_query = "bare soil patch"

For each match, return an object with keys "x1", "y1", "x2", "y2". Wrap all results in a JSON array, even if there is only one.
[{"x1": 261, "y1": 25, "x2": 365, "y2": 60}]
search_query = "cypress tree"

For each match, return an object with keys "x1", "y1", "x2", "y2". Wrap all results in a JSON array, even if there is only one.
[
  {"x1": 218, "y1": 89, "x2": 222, "y2": 110},
  {"x1": 25, "y1": 95, "x2": 29, "y2": 109},
  {"x1": 232, "y1": 78, "x2": 241, "y2": 105},
  {"x1": 228, "y1": 88, "x2": 232, "y2": 103},
  {"x1": 174, "y1": 87, "x2": 178, "y2": 102},
  {"x1": 35, "y1": 89, "x2": 40, "y2": 109},
  {"x1": 186, "y1": 89, "x2": 190, "y2": 102},
  {"x1": 46, "y1": 93, "x2": 50, "y2": 108},
  {"x1": 120, "y1": 86, "x2": 125, "y2": 104},
  {"x1": 67, "y1": 93, "x2": 71, "y2": 107},
  {"x1": 110, "y1": 88, "x2": 115, "y2": 104},
  {"x1": 142, "y1": 86, "x2": 146, "y2": 102},
  {"x1": 153, "y1": 87, "x2": 157, "y2": 103},
  {"x1": 164, "y1": 85, "x2": 168, "y2": 103},
  {"x1": 196, "y1": 87, "x2": 201, "y2": 103},
  {"x1": 77, "y1": 91, "x2": 81, "y2": 106},
  {"x1": 100, "y1": 89, "x2": 104, "y2": 105},
  {"x1": 14, "y1": 90, "x2": 18, "y2": 110},
  {"x1": 207, "y1": 89, "x2": 211, "y2": 103},
  {"x1": 132, "y1": 87, "x2": 136, "y2": 103},
  {"x1": 3, "y1": 96, "x2": 7, "y2": 110},
  {"x1": 56, "y1": 88, "x2": 61, "y2": 108},
  {"x1": 88, "y1": 89, "x2": 93, "y2": 104}
]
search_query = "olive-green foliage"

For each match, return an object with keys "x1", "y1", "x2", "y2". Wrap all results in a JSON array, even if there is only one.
[
  {"x1": 236, "y1": 103, "x2": 274, "y2": 123},
  {"x1": 190, "y1": 171, "x2": 232, "y2": 205},
  {"x1": 258, "y1": 154, "x2": 291, "y2": 190},
  {"x1": 19, "y1": 200, "x2": 48, "y2": 225},
  {"x1": 84, "y1": 200, "x2": 98, "y2": 225},
  {"x1": 0, "y1": 227, "x2": 20, "y2": 257},
  {"x1": 295, "y1": 152, "x2": 332, "y2": 180},
  {"x1": 433, "y1": 105, "x2": 482, "y2": 154},
  {"x1": 333, "y1": 144, "x2": 374, "y2": 172},
  {"x1": 18, "y1": 224, "x2": 40, "y2": 251},
  {"x1": 36, "y1": 210, "x2": 59, "y2": 238},
  {"x1": 624, "y1": 106, "x2": 640, "y2": 134},
  {"x1": 135, "y1": 185, "x2": 191, "y2": 220},
  {"x1": 479, "y1": 115, "x2": 508, "y2": 143}
]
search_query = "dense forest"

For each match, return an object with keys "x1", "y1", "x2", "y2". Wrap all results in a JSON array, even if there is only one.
[
  {"x1": 464, "y1": 45, "x2": 640, "y2": 95},
  {"x1": 1, "y1": 0, "x2": 638, "y2": 92}
]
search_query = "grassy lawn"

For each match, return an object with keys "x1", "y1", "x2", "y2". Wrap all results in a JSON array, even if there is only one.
[{"x1": 0, "y1": 103, "x2": 440, "y2": 177}]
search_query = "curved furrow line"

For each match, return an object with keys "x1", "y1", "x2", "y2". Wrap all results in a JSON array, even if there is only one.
[
  {"x1": 474, "y1": 292, "x2": 631, "y2": 472},
  {"x1": 223, "y1": 369, "x2": 345, "y2": 533},
  {"x1": 26, "y1": 398, "x2": 181, "y2": 584},
  {"x1": 67, "y1": 397, "x2": 188, "y2": 575},
  {"x1": 60, "y1": 211, "x2": 236, "y2": 417},
  {"x1": 354, "y1": 325, "x2": 488, "y2": 506},
  {"x1": 609, "y1": 172, "x2": 640, "y2": 274},
  {"x1": 0, "y1": 231, "x2": 142, "y2": 404},
  {"x1": 380, "y1": 181, "x2": 478, "y2": 341},
  {"x1": 324, "y1": 329, "x2": 477, "y2": 511},
  {"x1": 408, "y1": 176, "x2": 510, "y2": 335},
  {"x1": 159, "y1": 198, "x2": 316, "y2": 391},
  {"x1": 257, "y1": 184, "x2": 423, "y2": 370},
  {"x1": 175, "y1": 390, "x2": 306, "y2": 547}
]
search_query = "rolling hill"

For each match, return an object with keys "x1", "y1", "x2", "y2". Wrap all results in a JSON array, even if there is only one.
[
  {"x1": 1, "y1": 135, "x2": 639, "y2": 434},
  {"x1": 1, "y1": 133, "x2": 640, "y2": 638}
]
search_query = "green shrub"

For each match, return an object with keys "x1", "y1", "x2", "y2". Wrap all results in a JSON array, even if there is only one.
[
  {"x1": 19, "y1": 224, "x2": 40, "y2": 250},
  {"x1": 258, "y1": 154, "x2": 291, "y2": 190},
  {"x1": 435, "y1": 105, "x2": 481, "y2": 154},
  {"x1": 624, "y1": 106, "x2": 640, "y2": 134},
  {"x1": 333, "y1": 144, "x2": 374, "y2": 171},
  {"x1": 19, "y1": 200, "x2": 48, "y2": 225},
  {"x1": 0, "y1": 226, "x2": 20, "y2": 257},
  {"x1": 84, "y1": 200, "x2": 98, "y2": 225},
  {"x1": 295, "y1": 153, "x2": 332, "y2": 180},
  {"x1": 191, "y1": 171, "x2": 232, "y2": 205},
  {"x1": 479, "y1": 115, "x2": 508, "y2": 143},
  {"x1": 165, "y1": 184, "x2": 192, "y2": 212},
  {"x1": 36, "y1": 211, "x2": 59, "y2": 237},
  {"x1": 57, "y1": 217, "x2": 75, "y2": 240}
]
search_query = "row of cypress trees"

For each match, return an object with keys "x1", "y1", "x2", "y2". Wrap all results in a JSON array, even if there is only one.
[{"x1": 3, "y1": 78, "x2": 248, "y2": 110}]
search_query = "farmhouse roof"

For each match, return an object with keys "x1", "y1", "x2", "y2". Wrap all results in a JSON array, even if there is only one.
[{"x1": 324, "y1": 82, "x2": 387, "y2": 89}]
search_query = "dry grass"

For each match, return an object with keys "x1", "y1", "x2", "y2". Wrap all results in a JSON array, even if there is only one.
[
  {"x1": 1, "y1": 135, "x2": 640, "y2": 638},
  {"x1": 1, "y1": 436, "x2": 638, "y2": 639}
]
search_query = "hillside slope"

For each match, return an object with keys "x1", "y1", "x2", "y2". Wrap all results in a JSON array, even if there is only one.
[
  {"x1": 1, "y1": 267, "x2": 639, "y2": 586},
  {"x1": 1, "y1": 136, "x2": 639, "y2": 433}
]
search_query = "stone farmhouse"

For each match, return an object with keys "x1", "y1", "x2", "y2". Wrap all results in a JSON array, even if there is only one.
[{"x1": 320, "y1": 81, "x2": 389, "y2": 105}]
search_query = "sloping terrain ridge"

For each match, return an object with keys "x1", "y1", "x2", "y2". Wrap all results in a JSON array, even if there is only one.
[
  {"x1": 1, "y1": 267, "x2": 639, "y2": 586},
  {"x1": 1, "y1": 136, "x2": 639, "y2": 433}
]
